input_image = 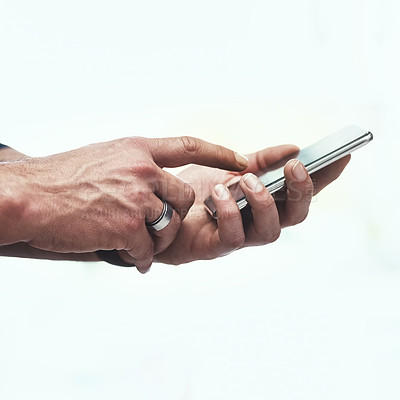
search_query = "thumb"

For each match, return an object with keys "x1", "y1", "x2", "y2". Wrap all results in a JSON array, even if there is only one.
[{"x1": 147, "y1": 136, "x2": 248, "y2": 171}]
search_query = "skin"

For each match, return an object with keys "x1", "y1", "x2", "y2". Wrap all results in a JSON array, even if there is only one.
[
  {"x1": 0, "y1": 137, "x2": 248, "y2": 271},
  {"x1": 152, "y1": 145, "x2": 350, "y2": 266},
  {"x1": 0, "y1": 142, "x2": 350, "y2": 272}
]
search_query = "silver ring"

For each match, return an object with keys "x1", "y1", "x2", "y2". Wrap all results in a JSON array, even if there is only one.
[{"x1": 146, "y1": 200, "x2": 174, "y2": 231}]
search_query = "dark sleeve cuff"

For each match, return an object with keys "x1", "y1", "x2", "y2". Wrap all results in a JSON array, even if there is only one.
[
  {"x1": 0, "y1": 143, "x2": 9, "y2": 150},
  {"x1": 96, "y1": 250, "x2": 135, "y2": 267}
]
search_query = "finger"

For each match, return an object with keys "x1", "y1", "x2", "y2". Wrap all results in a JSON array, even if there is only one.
[
  {"x1": 145, "y1": 195, "x2": 169, "y2": 224},
  {"x1": 209, "y1": 184, "x2": 245, "y2": 256},
  {"x1": 116, "y1": 250, "x2": 151, "y2": 274},
  {"x1": 136, "y1": 264, "x2": 152, "y2": 274},
  {"x1": 311, "y1": 155, "x2": 351, "y2": 195},
  {"x1": 123, "y1": 164, "x2": 192, "y2": 220},
  {"x1": 147, "y1": 136, "x2": 249, "y2": 171},
  {"x1": 125, "y1": 223, "x2": 154, "y2": 272},
  {"x1": 151, "y1": 208, "x2": 181, "y2": 254},
  {"x1": 246, "y1": 144, "x2": 299, "y2": 174},
  {"x1": 239, "y1": 173, "x2": 281, "y2": 244},
  {"x1": 144, "y1": 195, "x2": 182, "y2": 255},
  {"x1": 155, "y1": 170, "x2": 195, "y2": 219},
  {"x1": 117, "y1": 250, "x2": 137, "y2": 266},
  {"x1": 277, "y1": 160, "x2": 314, "y2": 228}
]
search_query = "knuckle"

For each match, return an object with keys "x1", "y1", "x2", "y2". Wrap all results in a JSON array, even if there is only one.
[
  {"x1": 268, "y1": 227, "x2": 281, "y2": 243},
  {"x1": 131, "y1": 160, "x2": 158, "y2": 179},
  {"x1": 255, "y1": 150, "x2": 269, "y2": 171},
  {"x1": 131, "y1": 189, "x2": 152, "y2": 207},
  {"x1": 255, "y1": 223, "x2": 281, "y2": 244},
  {"x1": 227, "y1": 233, "x2": 245, "y2": 250},
  {"x1": 214, "y1": 144, "x2": 228, "y2": 161},
  {"x1": 285, "y1": 210, "x2": 308, "y2": 227},
  {"x1": 257, "y1": 194, "x2": 276, "y2": 214},
  {"x1": 216, "y1": 205, "x2": 236, "y2": 220},
  {"x1": 180, "y1": 136, "x2": 202, "y2": 155},
  {"x1": 124, "y1": 136, "x2": 146, "y2": 147},
  {"x1": 115, "y1": 136, "x2": 143, "y2": 152},
  {"x1": 220, "y1": 146, "x2": 236, "y2": 166}
]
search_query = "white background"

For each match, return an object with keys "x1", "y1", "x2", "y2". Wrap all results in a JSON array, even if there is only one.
[{"x1": 0, "y1": 0, "x2": 399, "y2": 399}]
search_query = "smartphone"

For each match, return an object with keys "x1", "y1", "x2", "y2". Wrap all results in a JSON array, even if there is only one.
[{"x1": 204, "y1": 125, "x2": 373, "y2": 218}]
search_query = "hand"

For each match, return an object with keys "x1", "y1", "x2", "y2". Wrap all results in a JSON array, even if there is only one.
[
  {"x1": 153, "y1": 144, "x2": 351, "y2": 265},
  {"x1": 1, "y1": 136, "x2": 248, "y2": 271}
]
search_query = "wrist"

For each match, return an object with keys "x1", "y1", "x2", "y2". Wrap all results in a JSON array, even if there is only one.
[{"x1": 0, "y1": 145, "x2": 29, "y2": 162}]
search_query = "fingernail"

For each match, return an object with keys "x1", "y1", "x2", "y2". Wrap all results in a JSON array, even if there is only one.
[
  {"x1": 292, "y1": 160, "x2": 307, "y2": 181},
  {"x1": 214, "y1": 184, "x2": 230, "y2": 200},
  {"x1": 243, "y1": 173, "x2": 264, "y2": 193},
  {"x1": 234, "y1": 152, "x2": 248, "y2": 168}
]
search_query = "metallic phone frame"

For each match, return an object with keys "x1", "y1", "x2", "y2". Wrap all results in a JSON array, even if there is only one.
[{"x1": 205, "y1": 128, "x2": 373, "y2": 219}]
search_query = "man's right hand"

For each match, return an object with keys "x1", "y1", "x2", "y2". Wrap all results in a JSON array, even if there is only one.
[{"x1": 0, "y1": 136, "x2": 248, "y2": 272}]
